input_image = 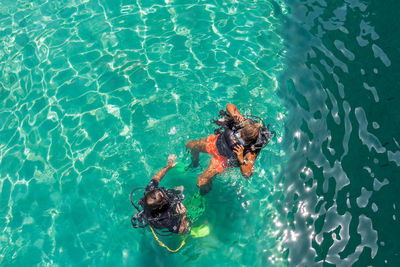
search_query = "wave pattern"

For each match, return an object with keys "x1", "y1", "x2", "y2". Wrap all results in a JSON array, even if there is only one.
[{"x1": 279, "y1": 0, "x2": 400, "y2": 265}]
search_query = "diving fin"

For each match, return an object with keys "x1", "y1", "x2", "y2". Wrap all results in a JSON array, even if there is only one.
[
  {"x1": 190, "y1": 225, "x2": 210, "y2": 238},
  {"x1": 185, "y1": 193, "x2": 206, "y2": 222}
]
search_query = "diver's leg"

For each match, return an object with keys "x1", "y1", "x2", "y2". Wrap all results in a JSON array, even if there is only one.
[
  {"x1": 185, "y1": 138, "x2": 207, "y2": 167},
  {"x1": 185, "y1": 138, "x2": 207, "y2": 153},
  {"x1": 197, "y1": 159, "x2": 219, "y2": 195}
]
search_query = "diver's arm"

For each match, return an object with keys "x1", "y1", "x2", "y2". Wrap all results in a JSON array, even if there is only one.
[
  {"x1": 151, "y1": 154, "x2": 177, "y2": 183},
  {"x1": 226, "y1": 103, "x2": 245, "y2": 123},
  {"x1": 176, "y1": 203, "x2": 189, "y2": 234},
  {"x1": 151, "y1": 166, "x2": 172, "y2": 183},
  {"x1": 240, "y1": 152, "x2": 257, "y2": 178},
  {"x1": 178, "y1": 215, "x2": 189, "y2": 234},
  {"x1": 233, "y1": 145, "x2": 257, "y2": 178}
]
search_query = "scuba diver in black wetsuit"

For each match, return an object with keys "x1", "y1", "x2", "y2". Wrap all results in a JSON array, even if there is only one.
[
  {"x1": 185, "y1": 103, "x2": 275, "y2": 194},
  {"x1": 131, "y1": 155, "x2": 190, "y2": 234}
]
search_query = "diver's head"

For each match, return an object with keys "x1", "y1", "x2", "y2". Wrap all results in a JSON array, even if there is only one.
[
  {"x1": 144, "y1": 189, "x2": 168, "y2": 211},
  {"x1": 240, "y1": 120, "x2": 262, "y2": 144}
]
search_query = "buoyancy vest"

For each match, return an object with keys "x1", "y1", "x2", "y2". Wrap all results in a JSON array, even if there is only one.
[
  {"x1": 213, "y1": 111, "x2": 275, "y2": 166},
  {"x1": 216, "y1": 128, "x2": 260, "y2": 166}
]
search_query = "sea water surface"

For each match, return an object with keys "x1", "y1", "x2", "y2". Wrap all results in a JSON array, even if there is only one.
[
  {"x1": 0, "y1": 0, "x2": 399, "y2": 266},
  {"x1": 280, "y1": 0, "x2": 400, "y2": 266}
]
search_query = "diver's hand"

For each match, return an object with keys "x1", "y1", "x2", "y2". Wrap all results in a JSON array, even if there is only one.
[
  {"x1": 233, "y1": 145, "x2": 245, "y2": 162},
  {"x1": 176, "y1": 203, "x2": 187, "y2": 215},
  {"x1": 233, "y1": 114, "x2": 245, "y2": 123},
  {"x1": 167, "y1": 154, "x2": 177, "y2": 168},
  {"x1": 152, "y1": 154, "x2": 177, "y2": 182},
  {"x1": 226, "y1": 103, "x2": 245, "y2": 123}
]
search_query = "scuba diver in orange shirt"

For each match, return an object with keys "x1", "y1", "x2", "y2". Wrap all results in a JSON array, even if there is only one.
[{"x1": 186, "y1": 103, "x2": 274, "y2": 195}]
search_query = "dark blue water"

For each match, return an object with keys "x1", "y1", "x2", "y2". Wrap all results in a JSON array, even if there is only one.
[{"x1": 280, "y1": 0, "x2": 400, "y2": 265}]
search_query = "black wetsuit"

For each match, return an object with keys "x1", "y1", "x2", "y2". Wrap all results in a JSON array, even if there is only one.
[{"x1": 143, "y1": 180, "x2": 182, "y2": 233}]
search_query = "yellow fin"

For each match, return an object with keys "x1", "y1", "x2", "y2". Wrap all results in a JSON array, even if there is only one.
[{"x1": 190, "y1": 225, "x2": 210, "y2": 238}]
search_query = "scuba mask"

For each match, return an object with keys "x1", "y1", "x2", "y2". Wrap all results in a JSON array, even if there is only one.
[{"x1": 233, "y1": 131, "x2": 246, "y2": 146}]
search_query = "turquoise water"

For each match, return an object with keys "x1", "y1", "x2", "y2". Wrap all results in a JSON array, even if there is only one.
[
  {"x1": 0, "y1": 0, "x2": 287, "y2": 266},
  {"x1": 1, "y1": 0, "x2": 399, "y2": 266}
]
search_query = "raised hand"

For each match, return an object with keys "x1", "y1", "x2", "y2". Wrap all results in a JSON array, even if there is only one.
[
  {"x1": 176, "y1": 203, "x2": 187, "y2": 215},
  {"x1": 167, "y1": 154, "x2": 178, "y2": 168},
  {"x1": 233, "y1": 145, "x2": 245, "y2": 162},
  {"x1": 233, "y1": 114, "x2": 245, "y2": 123}
]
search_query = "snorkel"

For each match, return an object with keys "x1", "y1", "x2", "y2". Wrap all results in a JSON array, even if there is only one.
[{"x1": 233, "y1": 131, "x2": 246, "y2": 146}]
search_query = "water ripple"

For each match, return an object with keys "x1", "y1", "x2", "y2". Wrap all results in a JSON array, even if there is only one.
[{"x1": 280, "y1": 0, "x2": 400, "y2": 265}]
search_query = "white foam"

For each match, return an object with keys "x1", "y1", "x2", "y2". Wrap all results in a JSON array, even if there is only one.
[{"x1": 168, "y1": 126, "x2": 177, "y2": 135}]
